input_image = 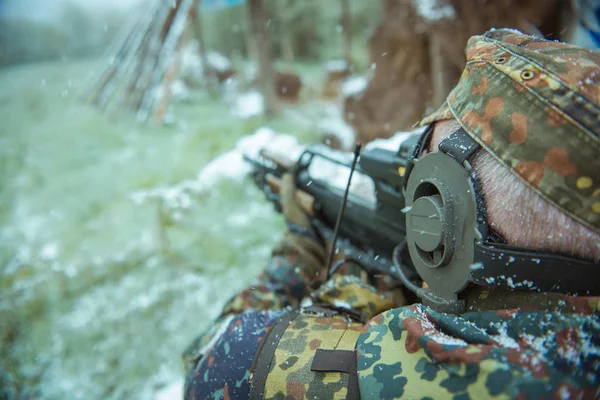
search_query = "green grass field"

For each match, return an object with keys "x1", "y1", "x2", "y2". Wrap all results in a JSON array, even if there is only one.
[{"x1": 0, "y1": 57, "x2": 329, "y2": 398}]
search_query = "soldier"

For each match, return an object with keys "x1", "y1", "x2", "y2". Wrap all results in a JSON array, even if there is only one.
[{"x1": 183, "y1": 29, "x2": 600, "y2": 399}]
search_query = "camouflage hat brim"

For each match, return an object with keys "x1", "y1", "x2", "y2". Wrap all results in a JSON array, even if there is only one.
[{"x1": 419, "y1": 102, "x2": 454, "y2": 126}]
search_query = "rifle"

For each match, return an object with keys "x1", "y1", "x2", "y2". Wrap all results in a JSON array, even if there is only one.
[{"x1": 243, "y1": 133, "x2": 421, "y2": 280}]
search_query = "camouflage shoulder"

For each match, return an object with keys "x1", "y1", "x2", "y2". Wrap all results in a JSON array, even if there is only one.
[{"x1": 356, "y1": 305, "x2": 600, "y2": 399}]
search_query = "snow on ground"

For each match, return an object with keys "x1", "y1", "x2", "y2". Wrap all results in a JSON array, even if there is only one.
[
  {"x1": 232, "y1": 91, "x2": 264, "y2": 118},
  {"x1": 0, "y1": 56, "x2": 328, "y2": 400},
  {"x1": 180, "y1": 43, "x2": 233, "y2": 78},
  {"x1": 294, "y1": 102, "x2": 356, "y2": 152},
  {"x1": 325, "y1": 59, "x2": 349, "y2": 72},
  {"x1": 413, "y1": 0, "x2": 456, "y2": 21},
  {"x1": 154, "y1": 380, "x2": 184, "y2": 400},
  {"x1": 206, "y1": 52, "x2": 232, "y2": 72},
  {"x1": 341, "y1": 76, "x2": 367, "y2": 97},
  {"x1": 180, "y1": 42, "x2": 234, "y2": 87},
  {"x1": 318, "y1": 116, "x2": 355, "y2": 151},
  {"x1": 154, "y1": 79, "x2": 191, "y2": 104}
]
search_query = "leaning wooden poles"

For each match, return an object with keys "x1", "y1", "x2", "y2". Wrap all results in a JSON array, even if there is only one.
[{"x1": 85, "y1": 0, "x2": 201, "y2": 124}]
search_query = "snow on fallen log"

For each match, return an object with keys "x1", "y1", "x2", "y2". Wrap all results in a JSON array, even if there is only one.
[
  {"x1": 130, "y1": 127, "x2": 304, "y2": 210},
  {"x1": 193, "y1": 127, "x2": 304, "y2": 190}
]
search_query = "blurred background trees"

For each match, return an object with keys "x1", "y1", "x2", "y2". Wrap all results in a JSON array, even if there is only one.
[
  {"x1": 0, "y1": 0, "x2": 382, "y2": 70},
  {"x1": 0, "y1": 0, "x2": 127, "y2": 66},
  {"x1": 201, "y1": 0, "x2": 381, "y2": 69}
]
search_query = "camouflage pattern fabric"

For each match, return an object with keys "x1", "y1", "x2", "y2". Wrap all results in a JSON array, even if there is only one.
[
  {"x1": 357, "y1": 303, "x2": 600, "y2": 399},
  {"x1": 314, "y1": 274, "x2": 397, "y2": 321},
  {"x1": 420, "y1": 29, "x2": 600, "y2": 235},
  {"x1": 261, "y1": 308, "x2": 363, "y2": 400},
  {"x1": 183, "y1": 232, "x2": 407, "y2": 398},
  {"x1": 182, "y1": 230, "x2": 399, "y2": 399},
  {"x1": 257, "y1": 274, "x2": 401, "y2": 399},
  {"x1": 184, "y1": 241, "x2": 600, "y2": 400}
]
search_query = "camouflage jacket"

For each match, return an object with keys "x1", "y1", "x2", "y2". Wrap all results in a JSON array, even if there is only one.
[{"x1": 183, "y1": 242, "x2": 600, "y2": 399}]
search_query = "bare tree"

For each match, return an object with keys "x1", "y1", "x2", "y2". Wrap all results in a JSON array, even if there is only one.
[{"x1": 247, "y1": 0, "x2": 278, "y2": 116}]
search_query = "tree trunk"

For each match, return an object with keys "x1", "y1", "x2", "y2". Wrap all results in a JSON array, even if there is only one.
[
  {"x1": 428, "y1": 32, "x2": 454, "y2": 108},
  {"x1": 247, "y1": 0, "x2": 277, "y2": 116},
  {"x1": 341, "y1": 0, "x2": 352, "y2": 68},
  {"x1": 275, "y1": 0, "x2": 294, "y2": 66},
  {"x1": 244, "y1": 10, "x2": 258, "y2": 62},
  {"x1": 190, "y1": 0, "x2": 218, "y2": 97}
]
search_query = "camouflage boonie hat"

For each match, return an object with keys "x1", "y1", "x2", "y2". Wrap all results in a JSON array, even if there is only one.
[{"x1": 421, "y1": 29, "x2": 600, "y2": 235}]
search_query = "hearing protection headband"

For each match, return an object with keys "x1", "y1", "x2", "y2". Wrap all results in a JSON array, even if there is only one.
[{"x1": 400, "y1": 125, "x2": 600, "y2": 313}]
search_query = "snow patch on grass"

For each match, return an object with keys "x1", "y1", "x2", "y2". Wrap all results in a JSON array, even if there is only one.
[
  {"x1": 414, "y1": 0, "x2": 456, "y2": 21},
  {"x1": 232, "y1": 91, "x2": 263, "y2": 118}
]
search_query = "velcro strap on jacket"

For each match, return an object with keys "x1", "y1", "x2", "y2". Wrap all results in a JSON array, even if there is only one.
[
  {"x1": 311, "y1": 349, "x2": 354, "y2": 373},
  {"x1": 311, "y1": 349, "x2": 361, "y2": 400}
]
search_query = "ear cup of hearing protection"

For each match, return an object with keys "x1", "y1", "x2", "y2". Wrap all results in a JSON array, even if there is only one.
[{"x1": 404, "y1": 152, "x2": 479, "y2": 301}]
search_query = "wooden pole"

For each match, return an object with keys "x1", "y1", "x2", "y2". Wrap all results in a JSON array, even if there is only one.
[
  {"x1": 247, "y1": 0, "x2": 278, "y2": 117},
  {"x1": 97, "y1": 2, "x2": 162, "y2": 109},
  {"x1": 152, "y1": 1, "x2": 197, "y2": 123},
  {"x1": 137, "y1": 0, "x2": 194, "y2": 122},
  {"x1": 127, "y1": 2, "x2": 175, "y2": 112},
  {"x1": 86, "y1": 4, "x2": 152, "y2": 107}
]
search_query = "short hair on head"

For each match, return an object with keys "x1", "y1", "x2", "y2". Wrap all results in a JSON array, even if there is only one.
[{"x1": 432, "y1": 119, "x2": 600, "y2": 262}]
